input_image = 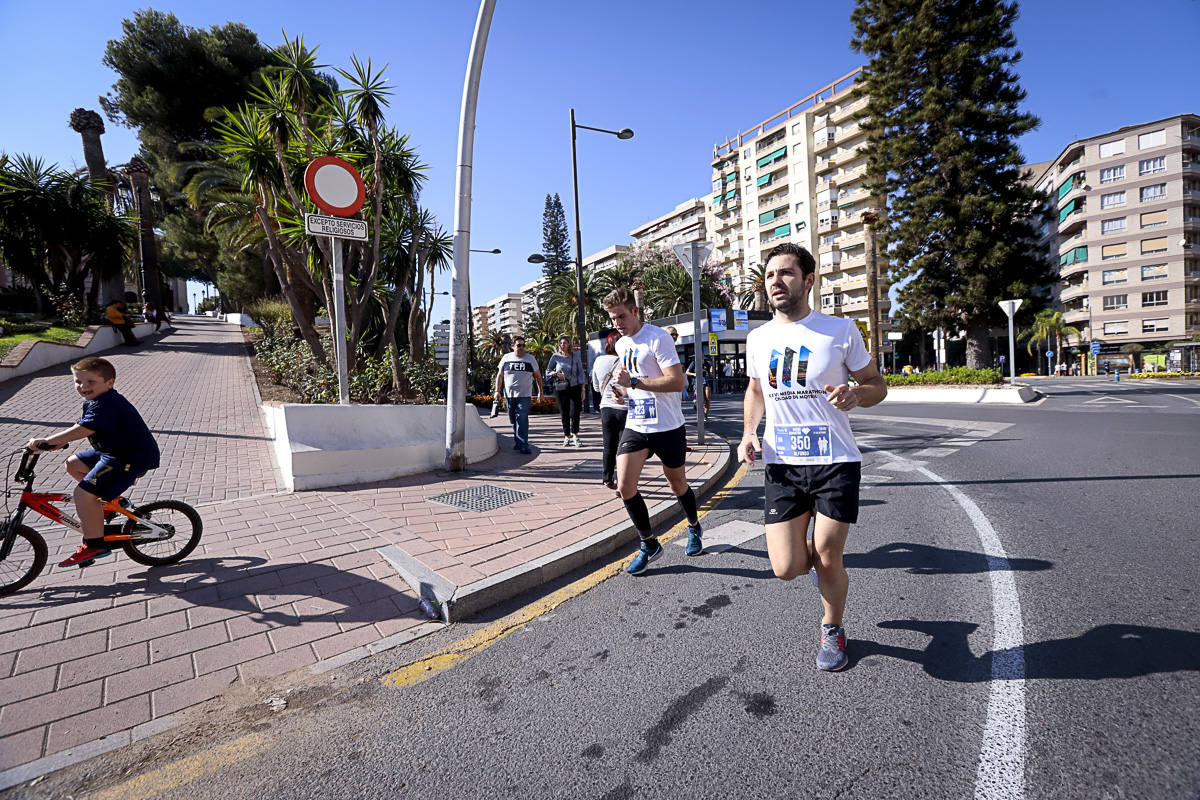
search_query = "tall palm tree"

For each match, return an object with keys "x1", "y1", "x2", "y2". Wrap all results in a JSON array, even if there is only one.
[
  {"x1": 641, "y1": 263, "x2": 727, "y2": 318},
  {"x1": 1020, "y1": 309, "x2": 1082, "y2": 374},
  {"x1": 736, "y1": 263, "x2": 768, "y2": 311}
]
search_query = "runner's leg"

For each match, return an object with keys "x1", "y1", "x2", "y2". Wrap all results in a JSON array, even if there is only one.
[
  {"x1": 811, "y1": 513, "x2": 851, "y2": 625},
  {"x1": 662, "y1": 464, "x2": 698, "y2": 526},
  {"x1": 765, "y1": 513, "x2": 814, "y2": 580}
]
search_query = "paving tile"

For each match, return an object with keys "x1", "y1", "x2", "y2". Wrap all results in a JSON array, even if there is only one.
[
  {"x1": 151, "y1": 667, "x2": 239, "y2": 718},
  {"x1": 148, "y1": 622, "x2": 229, "y2": 662},
  {"x1": 0, "y1": 727, "x2": 46, "y2": 772},
  {"x1": 0, "y1": 679, "x2": 101, "y2": 737},
  {"x1": 105, "y1": 653, "x2": 194, "y2": 704},
  {"x1": 45, "y1": 694, "x2": 151, "y2": 754},
  {"x1": 194, "y1": 633, "x2": 273, "y2": 676},
  {"x1": 65, "y1": 601, "x2": 148, "y2": 637},
  {"x1": 0, "y1": 621, "x2": 66, "y2": 657},
  {"x1": 109, "y1": 610, "x2": 189, "y2": 649},
  {"x1": 15, "y1": 631, "x2": 106, "y2": 674},
  {"x1": 236, "y1": 646, "x2": 317, "y2": 681},
  {"x1": 311, "y1": 626, "x2": 381, "y2": 660},
  {"x1": 58, "y1": 642, "x2": 150, "y2": 689},
  {"x1": 0, "y1": 665, "x2": 57, "y2": 704}
]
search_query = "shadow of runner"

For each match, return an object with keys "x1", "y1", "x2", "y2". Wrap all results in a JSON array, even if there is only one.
[
  {"x1": 854, "y1": 619, "x2": 1200, "y2": 681},
  {"x1": 845, "y1": 542, "x2": 1054, "y2": 575}
]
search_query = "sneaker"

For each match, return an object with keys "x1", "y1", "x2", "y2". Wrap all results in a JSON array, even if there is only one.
[
  {"x1": 519, "y1": 446, "x2": 532, "y2": 454},
  {"x1": 570, "y1": 435, "x2": 580, "y2": 447},
  {"x1": 684, "y1": 525, "x2": 703, "y2": 557},
  {"x1": 626, "y1": 540, "x2": 663, "y2": 575},
  {"x1": 563, "y1": 435, "x2": 572, "y2": 447},
  {"x1": 603, "y1": 478, "x2": 617, "y2": 490},
  {"x1": 816, "y1": 624, "x2": 848, "y2": 672},
  {"x1": 58, "y1": 543, "x2": 113, "y2": 567}
]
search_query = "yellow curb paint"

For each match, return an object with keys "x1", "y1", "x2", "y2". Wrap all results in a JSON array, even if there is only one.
[
  {"x1": 382, "y1": 461, "x2": 750, "y2": 689},
  {"x1": 81, "y1": 732, "x2": 268, "y2": 800}
]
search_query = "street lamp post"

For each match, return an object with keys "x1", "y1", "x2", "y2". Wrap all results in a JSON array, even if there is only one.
[{"x1": 569, "y1": 110, "x2": 633, "y2": 408}]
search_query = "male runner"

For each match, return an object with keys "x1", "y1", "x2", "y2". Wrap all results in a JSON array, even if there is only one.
[
  {"x1": 604, "y1": 288, "x2": 703, "y2": 575},
  {"x1": 738, "y1": 243, "x2": 886, "y2": 671}
]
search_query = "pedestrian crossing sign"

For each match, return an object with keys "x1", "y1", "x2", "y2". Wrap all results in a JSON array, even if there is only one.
[{"x1": 708, "y1": 332, "x2": 717, "y2": 356}]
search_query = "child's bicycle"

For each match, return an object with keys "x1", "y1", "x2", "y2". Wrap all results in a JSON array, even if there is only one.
[{"x1": 0, "y1": 445, "x2": 202, "y2": 597}]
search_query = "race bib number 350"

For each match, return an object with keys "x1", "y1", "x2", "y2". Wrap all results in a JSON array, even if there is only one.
[
  {"x1": 629, "y1": 397, "x2": 659, "y2": 423},
  {"x1": 774, "y1": 424, "x2": 833, "y2": 464}
]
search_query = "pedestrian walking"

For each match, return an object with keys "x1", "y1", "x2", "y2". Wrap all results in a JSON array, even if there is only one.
[
  {"x1": 591, "y1": 331, "x2": 626, "y2": 490},
  {"x1": 738, "y1": 243, "x2": 887, "y2": 671},
  {"x1": 494, "y1": 336, "x2": 544, "y2": 455},
  {"x1": 546, "y1": 335, "x2": 586, "y2": 448},
  {"x1": 603, "y1": 288, "x2": 703, "y2": 575}
]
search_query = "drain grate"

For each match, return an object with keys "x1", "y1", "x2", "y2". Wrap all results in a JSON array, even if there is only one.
[
  {"x1": 427, "y1": 484, "x2": 535, "y2": 513},
  {"x1": 569, "y1": 458, "x2": 604, "y2": 473}
]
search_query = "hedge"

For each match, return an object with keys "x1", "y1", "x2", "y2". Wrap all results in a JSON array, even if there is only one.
[{"x1": 884, "y1": 367, "x2": 1004, "y2": 386}]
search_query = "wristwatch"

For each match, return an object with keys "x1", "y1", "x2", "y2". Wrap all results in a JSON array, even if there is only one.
[{"x1": 629, "y1": 376, "x2": 640, "y2": 390}]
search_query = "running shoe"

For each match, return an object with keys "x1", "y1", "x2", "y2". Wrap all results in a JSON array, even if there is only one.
[
  {"x1": 817, "y1": 624, "x2": 848, "y2": 671},
  {"x1": 519, "y1": 446, "x2": 532, "y2": 454},
  {"x1": 563, "y1": 435, "x2": 571, "y2": 447},
  {"x1": 570, "y1": 435, "x2": 580, "y2": 447},
  {"x1": 684, "y1": 524, "x2": 703, "y2": 556},
  {"x1": 58, "y1": 543, "x2": 113, "y2": 567},
  {"x1": 626, "y1": 540, "x2": 663, "y2": 575}
]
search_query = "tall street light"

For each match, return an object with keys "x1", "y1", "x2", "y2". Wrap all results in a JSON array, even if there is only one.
[{"x1": 568, "y1": 110, "x2": 633, "y2": 405}]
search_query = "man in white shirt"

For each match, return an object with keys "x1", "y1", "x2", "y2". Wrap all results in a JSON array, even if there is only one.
[
  {"x1": 738, "y1": 242, "x2": 887, "y2": 671},
  {"x1": 494, "y1": 336, "x2": 544, "y2": 455},
  {"x1": 604, "y1": 288, "x2": 703, "y2": 575}
]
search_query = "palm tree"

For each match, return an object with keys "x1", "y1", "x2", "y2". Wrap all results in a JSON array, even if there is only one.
[
  {"x1": 1020, "y1": 309, "x2": 1082, "y2": 374},
  {"x1": 736, "y1": 263, "x2": 768, "y2": 311},
  {"x1": 641, "y1": 263, "x2": 727, "y2": 318}
]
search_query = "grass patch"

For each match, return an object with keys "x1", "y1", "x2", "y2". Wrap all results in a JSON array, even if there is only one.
[{"x1": 0, "y1": 326, "x2": 87, "y2": 360}]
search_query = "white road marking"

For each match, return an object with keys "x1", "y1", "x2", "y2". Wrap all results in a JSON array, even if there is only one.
[
  {"x1": 868, "y1": 445, "x2": 1027, "y2": 800},
  {"x1": 671, "y1": 520, "x2": 761, "y2": 553},
  {"x1": 1167, "y1": 393, "x2": 1200, "y2": 408},
  {"x1": 1081, "y1": 395, "x2": 1138, "y2": 405}
]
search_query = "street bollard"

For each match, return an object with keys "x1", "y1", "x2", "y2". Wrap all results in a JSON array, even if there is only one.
[{"x1": 1114, "y1": 369, "x2": 1120, "y2": 383}]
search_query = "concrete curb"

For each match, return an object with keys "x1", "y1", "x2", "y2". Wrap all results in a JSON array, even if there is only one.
[
  {"x1": 380, "y1": 432, "x2": 734, "y2": 622},
  {"x1": 883, "y1": 385, "x2": 1039, "y2": 404}
]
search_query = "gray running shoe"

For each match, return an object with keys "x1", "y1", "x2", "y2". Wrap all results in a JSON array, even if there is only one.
[{"x1": 817, "y1": 624, "x2": 848, "y2": 671}]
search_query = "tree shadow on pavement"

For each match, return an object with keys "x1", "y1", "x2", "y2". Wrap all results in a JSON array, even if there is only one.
[
  {"x1": 5, "y1": 555, "x2": 423, "y2": 628},
  {"x1": 852, "y1": 619, "x2": 1200, "y2": 681},
  {"x1": 845, "y1": 542, "x2": 1053, "y2": 575}
]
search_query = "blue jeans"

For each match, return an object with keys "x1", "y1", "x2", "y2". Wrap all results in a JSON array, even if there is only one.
[{"x1": 507, "y1": 395, "x2": 531, "y2": 451}]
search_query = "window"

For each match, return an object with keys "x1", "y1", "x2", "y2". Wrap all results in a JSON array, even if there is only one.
[
  {"x1": 1142, "y1": 318, "x2": 1169, "y2": 333},
  {"x1": 1141, "y1": 210, "x2": 1168, "y2": 228},
  {"x1": 1142, "y1": 290, "x2": 1168, "y2": 307},
  {"x1": 1139, "y1": 157, "x2": 1166, "y2": 175},
  {"x1": 1099, "y1": 140, "x2": 1126, "y2": 158},
  {"x1": 1142, "y1": 263, "x2": 1169, "y2": 281},
  {"x1": 1101, "y1": 191, "x2": 1126, "y2": 209},
  {"x1": 1101, "y1": 217, "x2": 1127, "y2": 234},
  {"x1": 1102, "y1": 294, "x2": 1128, "y2": 310},
  {"x1": 1100, "y1": 166, "x2": 1125, "y2": 184},
  {"x1": 1141, "y1": 237, "x2": 1168, "y2": 255},
  {"x1": 1140, "y1": 184, "x2": 1166, "y2": 202},
  {"x1": 1102, "y1": 268, "x2": 1128, "y2": 285},
  {"x1": 1138, "y1": 129, "x2": 1166, "y2": 149},
  {"x1": 1101, "y1": 243, "x2": 1127, "y2": 260},
  {"x1": 1103, "y1": 321, "x2": 1129, "y2": 335}
]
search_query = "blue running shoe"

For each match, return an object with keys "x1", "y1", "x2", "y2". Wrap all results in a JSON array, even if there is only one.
[
  {"x1": 627, "y1": 540, "x2": 663, "y2": 575},
  {"x1": 816, "y1": 624, "x2": 848, "y2": 671},
  {"x1": 684, "y1": 525, "x2": 703, "y2": 557}
]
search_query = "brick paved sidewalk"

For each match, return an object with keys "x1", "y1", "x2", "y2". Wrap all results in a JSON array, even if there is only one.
[{"x1": 0, "y1": 321, "x2": 730, "y2": 785}]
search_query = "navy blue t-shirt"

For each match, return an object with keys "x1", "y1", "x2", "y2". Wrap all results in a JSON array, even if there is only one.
[{"x1": 77, "y1": 389, "x2": 160, "y2": 470}]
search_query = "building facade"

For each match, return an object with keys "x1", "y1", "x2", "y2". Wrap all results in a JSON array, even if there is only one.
[
  {"x1": 705, "y1": 68, "x2": 891, "y2": 340},
  {"x1": 1040, "y1": 114, "x2": 1200, "y2": 353},
  {"x1": 630, "y1": 199, "x2": 707, "y2": 250},
  {"x1": 483, "y1": 292, "x2": 525, "y2": 340}
]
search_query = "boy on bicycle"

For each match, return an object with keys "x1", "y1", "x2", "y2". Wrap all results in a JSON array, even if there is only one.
[{"x1": 26, "y1": 357, "x2": 160, "y2": 566}]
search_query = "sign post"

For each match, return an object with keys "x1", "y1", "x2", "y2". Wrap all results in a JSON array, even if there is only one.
[
  {"x1": 997, "y1": 299, "x2": 1023, "y2": 386},
  {"x1": 673, "y1": 241, "x2": 713, "y2": 444},
  {"x1": 304, "y1": 156, "x2": 367, "y2": 406}
]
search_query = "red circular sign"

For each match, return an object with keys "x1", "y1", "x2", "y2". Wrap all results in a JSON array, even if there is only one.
[{"x1": 304, "y1": 156, "x2": 366, "y2": 217}]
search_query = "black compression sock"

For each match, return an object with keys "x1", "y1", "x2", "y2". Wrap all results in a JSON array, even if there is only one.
[
  {"x1": 677, "y1": 487, "x2": 699, "y2": 527},
  {"x1": 622, "y1": 493, "x2": 652, "y2": 539}
]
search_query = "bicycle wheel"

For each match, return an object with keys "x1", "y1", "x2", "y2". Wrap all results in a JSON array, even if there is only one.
[
  {"x1": 121, "y1": 500, "x2": 203, "y2": 566},
  {"x1": 0, "y1": 525, "x2": 48, "y2": 596}
]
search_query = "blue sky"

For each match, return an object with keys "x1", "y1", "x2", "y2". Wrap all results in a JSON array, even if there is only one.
[{"x1": 1, "y1": 0, "x2": 1196, "y2": 317}]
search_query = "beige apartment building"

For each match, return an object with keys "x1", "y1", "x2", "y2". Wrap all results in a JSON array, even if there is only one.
[
  {"x1": 706, "y1": 68, "x2": 891, "y2": 340},
  {"x1": 630, "y1": 199, "x2": 707, "y2": 250},
  {"x1": 483, "y1": 292, "x2": 525, "y2": 340},
  {"x1": 519, "y1": 244, "x2": 630, "y2": 317},
  {"x1": 1040, "y1": 114, "x2": 1200, "y2": 353}
]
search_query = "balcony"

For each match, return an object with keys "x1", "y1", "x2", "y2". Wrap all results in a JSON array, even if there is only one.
[
  {"x1": 831, "y1": 145, "x2": 863, "y2": 167},
  {"x1": 1057, "y1": 144, "x2": 1084, "y2": 172},
  {"x1": 831, "y1": 96, "x2": 868, "y2": 122},
  {"x1": 817, "y1": 215, "x2": 840, "y2": 233},
  {"x1": 755, "y1": 134, "x2": 786, "y2": 154},
  {"x1": 842, "y1": 296, "x2": 869, "y2": 311},
  {"x1": 814, "y1": 131, "x2": 837, "y2": 153},
  {"x1": 839, "y1": 231, "x2": 866, "y2": 250},
  {"x1": 1058, "y1": 200, "x2": 1086, "y2": 236},
  {"x1": 1060, "y1": 282, "x2": 1089, "y2": 302}
]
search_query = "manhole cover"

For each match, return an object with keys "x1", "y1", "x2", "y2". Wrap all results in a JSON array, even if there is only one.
[
  {"x1": 569, "y1": 459, "x2": 604, "y2": 473},
  {"x1": 427, "y1": 485, "x2": 535, "y2": 513}
]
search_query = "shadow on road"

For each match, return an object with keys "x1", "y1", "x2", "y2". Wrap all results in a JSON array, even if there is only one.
[
  {"x1": 854, "y1": 619, "x2": 1200, "y2": 681},
  {"x1": 846, "y1": 541, "x2": 1053, "y2": 574},
  {"x1": 876, "y1": 473, "x2": 1200, "y2": 488}
]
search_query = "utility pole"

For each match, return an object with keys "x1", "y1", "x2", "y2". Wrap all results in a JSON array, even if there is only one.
[{"x1": 862, "y1": 209, "x2": 882, "y2": 367}]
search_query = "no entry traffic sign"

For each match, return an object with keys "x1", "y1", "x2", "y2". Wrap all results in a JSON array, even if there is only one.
[{"x1": 304, "y1": 156, "x2": 366, "y2": 217}]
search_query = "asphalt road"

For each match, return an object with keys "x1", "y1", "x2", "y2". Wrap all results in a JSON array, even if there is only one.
[{"x1": 19, "y1": 378, "x2": 1200, "y2": 800}]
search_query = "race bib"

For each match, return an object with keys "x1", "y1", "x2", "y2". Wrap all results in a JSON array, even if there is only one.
[
  {"x1": 774, "y1": 424, "x2": 833, "y2": 464},
  {"x1": 628, "y1": 397, "x2": 659, "y2": 423}
]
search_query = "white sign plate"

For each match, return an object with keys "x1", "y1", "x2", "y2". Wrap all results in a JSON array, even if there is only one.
[
  {"x1": 306, "y1": 213, "x2": 368, "y2": 241},
  {"x1": 673, "y1": 241, "x2": 714, "y2": 273}
]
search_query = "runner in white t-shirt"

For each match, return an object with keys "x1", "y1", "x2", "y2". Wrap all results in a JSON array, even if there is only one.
[
  {"x1": 603, "y1": 288, "x2": 704, "y2": 575},
  {"x1": 739, "y1": 242, "x2": 887, "y2": 671}
]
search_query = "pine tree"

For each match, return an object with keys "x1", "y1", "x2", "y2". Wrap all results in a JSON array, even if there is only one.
[
  {"x1": 541, "y1": 193, "x2": 572, "y2": 281},
  {"x1": 851, "y1": 0, "x2": 1055, "y2": 368}
]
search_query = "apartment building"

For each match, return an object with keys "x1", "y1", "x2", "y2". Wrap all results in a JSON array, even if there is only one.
[
  {"x1": 1040, "y1": 114, "x2": 1200, "y2": 349},
  {"x1": 630, "y1": 199, "x2": 707, "y2": 250},
  {"x1": 483, "y1": 292, "x2": 525, "y2": 339},
  {"x1": 520, "y1": 244, "x2": 630, "y2": 316},
  {"x1": 706, "y1": 68, "x2": 890, "y2": 338}
]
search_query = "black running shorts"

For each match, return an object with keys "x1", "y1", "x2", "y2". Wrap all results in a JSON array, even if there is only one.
[
  {"x1": 764, "y1": 462, "x2": 861, "y2": 524},
  {"x1": 617, "y1": 425, "x2": 688, "y2": 470}
]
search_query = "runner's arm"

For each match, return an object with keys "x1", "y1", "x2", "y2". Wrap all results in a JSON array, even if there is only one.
[
  {"x1": 614, "y1": 363, "x2": 684, "y2": 394},
  {"x1": 826, "y1": 361, "x2": 887, "y2": 411},
  {"x1": 739, "y1": 377, "x2": 765, "y2": 464}
]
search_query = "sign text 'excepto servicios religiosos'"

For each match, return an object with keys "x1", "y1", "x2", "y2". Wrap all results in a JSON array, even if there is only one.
[{"x1": 305, "y1": 213, "x2": 368, "y2": 241}]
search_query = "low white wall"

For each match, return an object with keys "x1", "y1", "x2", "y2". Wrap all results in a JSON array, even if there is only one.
[
  {"x1": 884, "y1": 385, "x2": 1038, "y2": 404},
  {"x1": 0, "y1": 323, "x2": 159, "y2": 383},
  {"x1": 262, "y1": 403, "x2": 499, "y2": 491},
  {"x1": 223, "y1": 313, "x2": 258, "y2": 327}
]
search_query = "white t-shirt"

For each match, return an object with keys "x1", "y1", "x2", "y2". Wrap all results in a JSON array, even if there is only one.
[
  {"x1": 497, "y1": 353, "x2": 541, "y2": 398},
  {"x1": 615, "y1": 323, "x2": 684, "y2": 433},
  {"x1": 746, "y1": 311, "x2": 871, "y2": 465},
  {"x1": 591, "y1": 354, "x2": 625, "y2": 410}
]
